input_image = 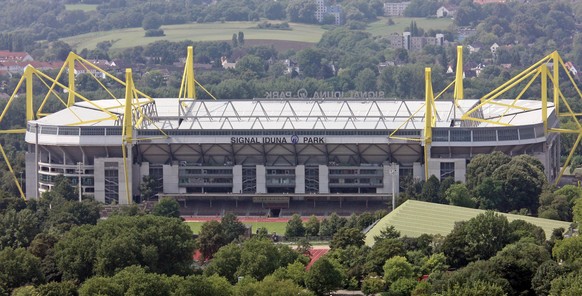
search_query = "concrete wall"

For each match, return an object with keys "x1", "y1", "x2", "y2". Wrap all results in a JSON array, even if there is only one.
[
  {"x1": 233, "y1": 165, "x2": 242, "y2": 194},
  {"x1": 256, "y1": 165, "x2": 266, "y2": 193},
  {"x1": 378, "y1": 163, "x2": 399, "y2": 194},
  {"x1": 163, "y1": 164, "x2": 179, "y2": 194},
  {"x1": 319, "y1": 165, "x2": 329, "y2": 193},
  {"x1": 413, "y1": 162, "x2": 424, "y2": 181},
  {"x1": 94, "y1": 158, "x2": 131, "y2": 204},
  {"x1": 25, "y1": 153, "x2": 37, "y2": 199},
  {"x1": 295, "y1": 165, "x2": 305, "y2": 194}
]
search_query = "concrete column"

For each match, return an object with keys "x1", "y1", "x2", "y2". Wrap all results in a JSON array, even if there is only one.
[
  {"x1": 256, "y1": 165, "x2": 266, "y2": 193},
  {"x1": 232, "y1": 165, "x2": 242, "y2": 194},
  {"x1": 93, "y1": 158, "x2": 105, "y2": 203},
  {"x1": 163, "y1": 164, "x2": 179, "y2": 194},
  {"x1": 428, "y1": 159, "x2": 441, "y2": 180},
  {"x1": 318, "y1": 164, "x2": 329, "y2": 194},
  {"x1": 413, "y1": 162, "x2": 424, "y2": 181},
  {"x1": 25, "y1": 152, "x2": 37, "y2": 199},
  {"x1": 295, "y1": 165, "x2": 305, "y2": 195},
  {"x1": 454, "y1": 159, "x2": 466, "y2": 183}
]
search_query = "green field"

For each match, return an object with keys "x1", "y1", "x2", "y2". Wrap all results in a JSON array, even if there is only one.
[
  {"x1": 366, "y1": 17, "x2": 453, "y2": 37},
  {"x1": 62, "y1": 21, "x2": 326, "y2": 50},
  {"x1": 65, "y1": 4, "x2": 98, "y2": 12},
  {"x1": 187, "y1": 221, "x2": 287, "y2": 235}
]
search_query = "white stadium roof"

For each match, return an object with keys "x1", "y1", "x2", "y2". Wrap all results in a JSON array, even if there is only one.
[{"x1": 32, "y1": 98, "x2": 552, "y2": 130}]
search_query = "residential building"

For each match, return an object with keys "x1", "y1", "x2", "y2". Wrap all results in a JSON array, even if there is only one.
[
  {"x1": 0, "y1": 51, "x2": 33, "y2": 62},
  {"x1": 474, "y1": 0, "x2": 506, "y2": 4},
  {"x1": 436, "y1": 5, "x2": 457, "y2": 18},
  {"x1": 388, "y1": 32, "x2": 445, "y2": 51},
  {"x1": 383, "y1": 2, "x2": 410, "y2": 16},
  {"x1": 315, "y1": 0, "x2": 343, "y2": 25}
]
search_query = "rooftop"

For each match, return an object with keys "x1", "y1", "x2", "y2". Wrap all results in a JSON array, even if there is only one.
[
  {"x1": 364, "y1": 200, "x2": 571, "y2": 246},
  {"x1": 31, "y1": 98, "x2": 553, "y2": 130}
]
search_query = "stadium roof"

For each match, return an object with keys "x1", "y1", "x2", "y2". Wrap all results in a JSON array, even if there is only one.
[
  {"x1": 32, "y1": 98, "x2": 552, "y2": 129},
  {"x1": 364, "y1": 200, "x2": 571, "y2": 246}
]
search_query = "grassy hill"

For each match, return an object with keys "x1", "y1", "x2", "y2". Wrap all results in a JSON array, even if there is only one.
[
  {"x1": 62, "y1": 21, "x2": 326, "y2": 51},
  {"x1": 62, "y1": 17, "x2": 453, "y2": 51}
]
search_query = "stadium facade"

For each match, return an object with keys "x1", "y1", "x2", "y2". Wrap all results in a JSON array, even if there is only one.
[
  {"x1": 24, "y1": 97, "x2": 559, "y2": 205},
  {"x1": 15, "y1": 46, "x2": 573, "y2": 211}
]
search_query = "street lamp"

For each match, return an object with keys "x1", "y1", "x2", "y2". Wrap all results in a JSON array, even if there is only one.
[
  {"x1": 388, "y1": 163, "x2": 398, "y2": 211},
  {"x1": 77, "y1": 162, "x2": 82, "y2": 202}
]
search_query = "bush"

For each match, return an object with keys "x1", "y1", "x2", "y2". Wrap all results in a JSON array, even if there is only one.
[{"x1": 145, "y1": 29, "x2": 165, "y2": 37}]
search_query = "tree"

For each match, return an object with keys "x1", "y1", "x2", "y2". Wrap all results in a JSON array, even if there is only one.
[
  {"x1": 221, "y1": 213, "x2": 246, "y2": 243},
  {"x1": 286, "y1": 214, "x2": 306, "y2": 238},
  {"x1": 465, "y1": 152, "x2": 511, "y2": 190},
  {"x1": 330, "y1": 227, "x2": 365, "y2": 249},
  {"x1": 420, "y1": 175, "x2": 442, "y2": 203},
  {"x1": 142, "y1": 12, "x2": 162, "y2": 30},
  {"x1": 549, "y1": 272, "x2": 582, "y2": 296},
  {"x1": 236, "y1": 275, "x2": 314, "y2": 296},
  {"x1": 238, "y1": 31, "x2": 245, "y2": 46},
  {"x1": 373, "y1": 225, "x2": 400, "y2": 242},
  {"x1": 231, "y1": 33, "x2": 238, "y2": 47},
  {"x1": 383, "y1": 256, "x2": 414, "y2": 286},
  {"x1": 364, "y1": 238, "x2": 405, "y2": 275},
  {"x1": 439, "y1": 281, "x2": 506, "y2": 296},
  {"x1": 197, "y1": 220, "x2": 226, "y2": 260},
  {"x1": 361, "y1": 276, "x2": 385, "y2": 296},
  {"x1": 304, "y1": 215, "x2": 320, "y2": 237},
  {"x1": 174, "y1": 274, "x2": 233, "y2": 296},
  {"x1": 354, "y1": 68, "x2": 377, "y2": 92},
  {"x1": 296, "y1": 47, "x2": 324, "y2": 78},
  {"x1": 305, "y1": 257, "x2": 342, "y2": 296},
  {"x1": 0, "y1": 209, "x2": 40, "y2": 249},
  {"x1": 491, "y1": 155, "x2": 546, "y2": 213},
  {"x1": 552, "y1": 235, "x2": 582, "y2": 265},
  {"x1": 287, "y1": 0, "x2": 318, "y2": 24},
  {"x1": 531, "y1": 260, "x2": 565, "y2": 296},
  {"x1": 264, "y1": 1, "x2": 286, "y2": 20},
  {"x1": 78, "y1": 276, "x2": 124, "y2": 296},
  {"x1": 441, "y1": 211, "x2": 513, "y2": 267},
  {"x1": 237, "y1": 55, "x2": 265, "y2": 77},
  {"x1": 152, "y1": 197, "x2": 180, "y2": 218},
  {"x1": 205, "y1": 243, "x2": 242, "y2": 284},
  {"x1": 490, "y1": 240, "x2": 551, "y2": 295},
  {"x1": 445, "y1": 183, "x2": 476, "y2": 208},
  {"x1": 236, "y1": 238, "x2": 299, "y2": 281},
  {"x1": 0, "y1": 248, "x2": 44, "y2": 294},
  {"x1": 55, "y1": 215, "x2": 195, "y2": 281},
  {"x1": 36, "y1": 281, "x2": 77, "y2": 296}
]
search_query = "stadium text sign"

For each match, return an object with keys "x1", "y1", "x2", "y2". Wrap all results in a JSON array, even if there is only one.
[{"x1": 230, "y1": 136, "x2": 324, "y2": 144}]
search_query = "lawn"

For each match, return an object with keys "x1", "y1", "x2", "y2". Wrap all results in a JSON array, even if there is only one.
[
  {"x1": 62, "y1": 21, "x2": 326, "y2": 51},
  {"x1": 187, "y1": 221, "x2": 287, "y2": 235},
  {"x1": 64, "y1": 4, "x2": 98, "y2": 12},
  {"x1": 366, "y1": 17, "x2": 453, "y2": 37}
]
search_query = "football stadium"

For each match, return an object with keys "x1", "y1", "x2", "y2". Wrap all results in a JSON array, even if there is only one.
[{"x1": 4, "y1": 46, "x2": 579, "y2": 216}]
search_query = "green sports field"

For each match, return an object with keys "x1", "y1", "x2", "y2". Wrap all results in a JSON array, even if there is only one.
[{"x1": 187, "y1": 221, "x2": 287, "y2": 235}]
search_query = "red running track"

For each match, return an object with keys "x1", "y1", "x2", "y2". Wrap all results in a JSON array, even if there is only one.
[{"x1": 183, "y1": 216, "x2": 312, "y2": 223}]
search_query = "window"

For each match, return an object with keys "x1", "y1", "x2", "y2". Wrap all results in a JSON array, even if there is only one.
[{"x1": 440, "y1": 162, "x2": 455, "y2": 179}]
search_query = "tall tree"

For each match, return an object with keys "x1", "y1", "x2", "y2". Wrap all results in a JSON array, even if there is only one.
[{"x1": 285, "y1": 214, "x2": 306, "y2": 238}]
